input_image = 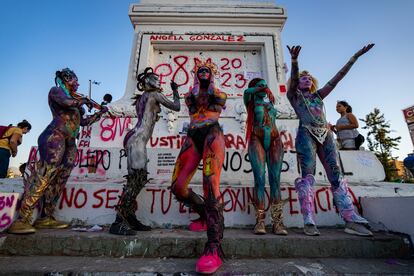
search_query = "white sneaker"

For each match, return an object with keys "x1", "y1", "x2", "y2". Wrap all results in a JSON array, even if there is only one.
[{"x1": 345, "y1": 222, "x2": 373, "y2": 237}]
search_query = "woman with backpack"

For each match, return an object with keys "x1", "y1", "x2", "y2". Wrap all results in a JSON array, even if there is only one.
[{"x1": 0, "y1": 120, "x2": 32, "y2": 178}]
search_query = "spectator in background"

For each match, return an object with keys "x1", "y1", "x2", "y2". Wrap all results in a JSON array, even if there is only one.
[
  {"x1": 0, "y1": 120, "x2": 31, "y2": 178},
  {"x1": 330, "y1": 101, "x2": 360, "y2": 150}
]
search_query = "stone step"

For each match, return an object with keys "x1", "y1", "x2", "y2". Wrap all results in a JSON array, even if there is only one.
[
  {"x1": 1, "y1": 228, "x2": 411, "y2": 259},
  {"x1": 0, "y1": 256, "x2": 414, "y2": 275}
]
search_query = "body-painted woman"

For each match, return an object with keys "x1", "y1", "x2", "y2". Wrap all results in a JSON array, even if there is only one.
[
  {"x1": 9, "y1": 68, "x2": 107, "y2": 234},
  {"x1": 109, "y1": 67, "x2": 180, "y2": 235},
  {"x1": 287, "y1": 44, "x2": 374, "y2": 236},
  {"x1": 170, "y1": 60, "x2": 226, "y2": 274},
  {"x1": 243, "y1": 78, "x2": 287, "y2": 235}
]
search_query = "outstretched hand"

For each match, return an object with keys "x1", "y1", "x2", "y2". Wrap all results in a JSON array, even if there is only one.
[
  {"x1": 354, "y1": 43, "x2": 375, "y2": 58},
  {"x1": 287, "y1": 45, "x2": 301, "y2": 59}
]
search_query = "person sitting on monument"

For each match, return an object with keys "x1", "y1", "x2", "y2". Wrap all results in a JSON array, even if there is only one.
[
  {"x1": 109, "y1": 67, "x2": 180, "y2": 235},
  {"x1": 243, "y1": 78, "x2": 287, "y2": 235},
  {"x1": 286, "y1": 44, "x2": 374, "y2": 237},
  {"x1": 9, "y1": 68, "x2": 108, "y2": 234},
  {"x1": 170, "y1": 60, "x2": 227, "y2": 274},
  {"x1": 329, "y1": 100, "x2": 362, "y2": 150}
]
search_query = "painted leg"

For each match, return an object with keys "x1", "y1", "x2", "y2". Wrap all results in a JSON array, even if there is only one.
[
  {"x1": 34, "y1": 165, "x2": 69, "y2": 229},
  {"x1": 196, "y1": 126, "x2": 225, "y2": 274},
  {"x1": 248, "y1": 134, "x2": 266, "y2": 234},
  {"x1": 8, "y1": 162, "x2": 60, "y2": 234},
  {"x1": 9, "y1": 132, "x2": 65, "y2": 234},
  {"x1": 294, "y1": 175, "x2": 319, "y2": 236},
  {"x1": 295, "y1": 127, "x2": 317, "y2": 177},
  {"x1": 332, "y1": 178, "x2": 372, "y2": 236},
  {"x1": 317, "y1": 134, "x2": 372, "y2": 236},
  {"x1": 170, "y1": 136, "x2": 205, "y2": 231},
  {"x1": 295, "y1": 128, "x2": 319, "y2": 235},
  {"x1": 36, "y1": 140, "x2": 77, "y2": 229},
  {"x1": 267, "y1": 136, "x2": 287, "y2": 235}
]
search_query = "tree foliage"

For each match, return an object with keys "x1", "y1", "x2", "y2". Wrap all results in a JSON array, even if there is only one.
[{"x1": 360, "y1": 108, "x2": 401, "y2": 181}]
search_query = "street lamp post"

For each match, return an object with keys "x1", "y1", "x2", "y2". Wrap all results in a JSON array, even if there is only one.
[{"x1": 88, "y1": 79, "x2": 101, "y2": 99}]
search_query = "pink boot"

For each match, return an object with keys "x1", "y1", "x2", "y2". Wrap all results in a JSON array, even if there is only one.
[
  {"x1": 196, "y1": 251, "x2": 223, "y2": 274},
  {"x1": 189, "y1": 217, "x2": 207, "y2": 232}
]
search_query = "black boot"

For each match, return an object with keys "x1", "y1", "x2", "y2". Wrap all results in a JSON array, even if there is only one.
[
  {"x1": 109, "y1": 214, "x2": 137, "y2": 235},
  {"x1": 182, "y1": 191, "x2": 206, "y2": 231},
  {"x1": 125, "y1": 211, "x2": 151, "y2": 231},
  {"x1": 195, "y1": 193, "x2": 224, "y2": 274},
  {"x1": 110, "y1": 169, "x2": 151, "y2": 234}
]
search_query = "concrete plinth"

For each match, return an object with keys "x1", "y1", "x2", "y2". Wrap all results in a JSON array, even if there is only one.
[{"x1": 1, "y1": 228, "x2": 411, "y2": 259}]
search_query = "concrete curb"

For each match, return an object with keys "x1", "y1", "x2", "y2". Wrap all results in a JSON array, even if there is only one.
[{"x1": 0, "y1": 228, "x2": 411, "y2": 259}]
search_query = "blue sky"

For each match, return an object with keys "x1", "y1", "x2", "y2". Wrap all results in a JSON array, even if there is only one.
[{"x1": 0, "y1": 0, "x2": 413, "y2": 168}]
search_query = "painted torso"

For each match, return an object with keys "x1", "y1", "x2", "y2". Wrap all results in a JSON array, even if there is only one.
[
  {"x1": 47, "y1": 87, "x2": 82, "y2": 139},
  {"x1": 289, "y1": 90, "x2": 326, "y2": 128},
  {"x1": 186, "y1": 88, "x2": 226, "y2": 128}
]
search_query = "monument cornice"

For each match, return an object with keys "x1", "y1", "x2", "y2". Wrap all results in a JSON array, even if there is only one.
[{"x1": 129, "y1": 2, "x2": 287, "y2": 28}]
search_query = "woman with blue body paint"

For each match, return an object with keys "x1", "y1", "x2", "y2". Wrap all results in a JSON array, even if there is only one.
[
  {"x1": 244, "y1": 78, "x2": 287, "y2": 235},
  {"x1": 287, "y1": 44, "x2": 374, "y2": 237}
]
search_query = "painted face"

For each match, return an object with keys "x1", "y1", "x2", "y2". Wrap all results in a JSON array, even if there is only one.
[
  {"x1": 65, "y1": 77, "x2": 79, "y2": 92},
  {"x1": 146, "y1": 74, "x2": 161, "y2": 90},
  {"x1": 298, "y1": 75, "x2": 313, "y2": 90},
  {"x1": 197, "y1": 67, "x2": 211, "y2": 81},
  {"x1": 336, "y1": 103, "x2": 346, "y2": 113}
]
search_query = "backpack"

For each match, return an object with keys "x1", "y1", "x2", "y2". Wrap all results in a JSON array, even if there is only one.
[
  {"x1": 354, "y1": 133, "x2": 365, "y2": 149},
  {"x1": 0, "y1": 125, "x2": 11, "y2": 140}
]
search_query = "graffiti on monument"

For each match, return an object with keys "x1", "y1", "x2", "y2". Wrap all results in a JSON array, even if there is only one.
[
  {"x1": 0, "y1": 193, "x2": 18, "y2": 232},
  {"x1": 56, "y1": 185, "x2": 362, "y2": 219}
]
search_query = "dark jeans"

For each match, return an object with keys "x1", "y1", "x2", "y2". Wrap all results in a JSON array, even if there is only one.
[{"x1": 0, "y1": 148, "x2": 11, "y2": 178}]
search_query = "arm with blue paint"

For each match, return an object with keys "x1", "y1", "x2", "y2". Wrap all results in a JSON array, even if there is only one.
[{"x1": 318, "y1": 43, "x2": 374, "y2": 99}]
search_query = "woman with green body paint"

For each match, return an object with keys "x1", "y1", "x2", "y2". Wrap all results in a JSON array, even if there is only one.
[{"x1": 244, "y1": 78, "x2": 287, "y2": 235}]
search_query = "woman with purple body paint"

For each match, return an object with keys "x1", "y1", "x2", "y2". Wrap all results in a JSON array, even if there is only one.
[
  {"x1": 109, "y1": 67, "x2": 180, "y2": 235},
  {"x1": 287, "y1": 44, "x2": 374, "y2": 237},
  {"x1": 9, "y1": 68, "x2": 107, "y2": 234}
]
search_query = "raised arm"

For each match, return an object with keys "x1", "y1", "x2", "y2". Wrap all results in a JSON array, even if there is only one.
[
  {"x1": 318, "y1": 43, "x2": 374, "y2": 99},
  {"x1": 153, "y1": 81, "x2": 181, "y2": 112},
  {"x1": 286, "y1": 45, "x2": 301, "y2": 101}
]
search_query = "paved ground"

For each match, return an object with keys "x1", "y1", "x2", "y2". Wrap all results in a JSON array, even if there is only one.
[{"x1": 0, "y1": 256, "x2": 414, "y2": 275}]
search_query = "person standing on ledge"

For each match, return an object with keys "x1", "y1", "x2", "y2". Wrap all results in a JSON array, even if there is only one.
[
  {"x1": 243, "y1": 78, "x2": 287, "y2": 236},
  {"x1": 170, "y1": 60, "x2": 227, "y2": 274},
  {"x1": 109, "y1": 67, "x2": 180, "y2": 235},
  {"x1": 8, "y1": 68, "x2": 107, "y2": 234},
  {"x1": 286, "y1": 44, "x2": 374, "y2": 237}
]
